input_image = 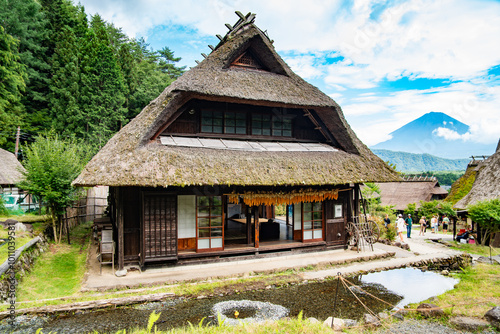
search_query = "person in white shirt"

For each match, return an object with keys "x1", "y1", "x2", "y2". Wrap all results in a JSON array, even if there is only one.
[
  {"x1": 431, "y1": 215, "x2": 438, "y2": 234},
  {"x1": 396, "y1": 214, "x2": 405, "y2": 242}
]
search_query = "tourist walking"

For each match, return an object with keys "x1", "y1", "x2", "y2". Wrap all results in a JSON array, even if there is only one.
[
  {"x1": 419, "y1": 216, "x2": 426, "y2": 236},
  {"x1": 442, "y1": 215, "x2": 450, "y2": 234},
  {"x1": 384, "y1": 214, "x2": 391, "y2": 229},
  {"x1": 396, "y1": 214, "x2": 405, "y2": 242},
  {"x1": 405, "y1": 214, "x2": 413, "y2": 238},
  {"x1": 431, "y1": 215, "x2": 438, "y2": 233}
]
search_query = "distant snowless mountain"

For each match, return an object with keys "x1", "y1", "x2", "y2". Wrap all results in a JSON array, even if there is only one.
[{"x1": 370, "y1": 112, "x2": 496, "y2": 159}]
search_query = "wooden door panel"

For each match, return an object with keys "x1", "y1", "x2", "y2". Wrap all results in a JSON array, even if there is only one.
[{"x1": 143, "y1": 194, "x2": 177, "y2": 262}]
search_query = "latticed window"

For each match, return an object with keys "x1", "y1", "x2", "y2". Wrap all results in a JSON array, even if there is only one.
[
  {"x1": 201, "y1": 110, "x2": 247, "y2": 135},
  {"x1": 252, "y1": 114, "x2": 292, "y2": 137},
  {"x1": 303, "y1": 202, "x2": 323, "y2": 240},
  {"x1": 197, "y1": 196, "x2": 223, "y2": 250}
]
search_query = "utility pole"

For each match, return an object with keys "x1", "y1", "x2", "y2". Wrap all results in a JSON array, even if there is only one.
[{"x1": 14, "y1": 126, "x2": 20, "y2": 159}]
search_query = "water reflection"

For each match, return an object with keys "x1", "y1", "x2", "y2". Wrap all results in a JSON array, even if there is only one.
[{"x1": 360, "y1": 267, "x2": 459, "y2": 308}]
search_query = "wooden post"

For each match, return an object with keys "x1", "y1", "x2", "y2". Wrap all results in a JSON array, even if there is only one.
[
  {"x1": 116, "y1": 188, "x2": 124, "y2": 271},
  {"x1": 254, "y1": 206, "x2": 260, "y2": 249},
  {"x1": 354, "y1": 184, "x2": 360, "y2": 221},
  {"x1": 246, "y1": 205, "x2": 252, "y2": 245},
  {"x1": 66, "y1": 211, "x2": 70, "y2": 244}
]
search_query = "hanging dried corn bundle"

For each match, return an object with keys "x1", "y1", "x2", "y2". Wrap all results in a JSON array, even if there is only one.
[{"x1": 226, "y1": 188, "x2": 339, "y2": 206}]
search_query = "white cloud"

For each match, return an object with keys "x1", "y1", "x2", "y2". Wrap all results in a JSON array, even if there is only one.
[
  {"x1": 343, "y1": 82, "x2": 500, "y2": 146},
  {"x1": 76, "y1": 0, "x2": 500, "y2": 148},
  {"x1": 433, "y1": 127, "x2": 472, "y2": 141}
]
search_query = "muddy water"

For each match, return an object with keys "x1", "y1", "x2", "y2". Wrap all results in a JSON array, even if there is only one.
[{"x1": 7, "y1": 269, "x2": 458, "y2": 334}]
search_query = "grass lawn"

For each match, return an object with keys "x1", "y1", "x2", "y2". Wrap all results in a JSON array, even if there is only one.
[
  {"x1": 13, "y1": 221, "x2": 92, "y2": 303},
  {"x1": 0, "y1": 233, "x2": 32, "y2": 264},
  {"x1": 448, "y1": 241, "x2": 500, "y2": 257},
  {"x1": 408, "y1": 263, "x2": 500, "y2": 318}
]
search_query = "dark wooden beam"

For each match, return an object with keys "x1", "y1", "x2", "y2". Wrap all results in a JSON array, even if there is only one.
[
  {"x1": 117, "y1": 187, "x2": 124, "y2": 271},
  {"x1": 254, "y1": 207, "x2": 260, "y2": 249}
]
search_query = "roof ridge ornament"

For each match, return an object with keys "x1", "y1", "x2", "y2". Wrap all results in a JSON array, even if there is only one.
[{"x1": 196, "y1": 11, "x2": 272, "y2": 63}]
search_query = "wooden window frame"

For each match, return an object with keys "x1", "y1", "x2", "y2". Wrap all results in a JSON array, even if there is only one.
[
  {"x1": 200, "y1": 109, "x2": 247, "y2": 135},
  {"x1": 251, "y1": 113, "x2": 293, "y2": 137},
  {"x1": 302, "y1": 202, "x2": 324, "y2": 242},
  {"x1": 196, "y1": 196, "x2": 224, "y2": 252}
]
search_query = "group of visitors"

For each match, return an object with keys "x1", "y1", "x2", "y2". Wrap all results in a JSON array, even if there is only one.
[{"x1": 386, "y1": 213, "x2": 450, "y2": 243}]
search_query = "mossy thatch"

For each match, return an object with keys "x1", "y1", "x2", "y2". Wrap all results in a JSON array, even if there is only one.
[
  {"x1": 73, "y1": 16, "x2": 400, "y2": 188},
  {"x1": 455, "y1": 140, "x2": 500, "y2": 209}
]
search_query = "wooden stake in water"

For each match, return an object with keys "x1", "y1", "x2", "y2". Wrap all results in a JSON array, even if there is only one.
[{"x1": 332, "y1": 272, "x2": 341, "y2": 329}]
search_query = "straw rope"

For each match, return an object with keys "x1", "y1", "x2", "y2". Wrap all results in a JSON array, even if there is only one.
[{"x1": 333, "y1": 273, "x2": 495, "y2": 332}]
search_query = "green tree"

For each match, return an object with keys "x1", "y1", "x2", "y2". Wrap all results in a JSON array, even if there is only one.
[
  {"x1": 0, "y1": 25, "x2": 26, "y2": 148},
  {"x1": 18, "y1": 133, "x2": 89, "y2": 243},
  {"x1": 418, "y1": 200, "x2": 439, "y2": 219},
  {"x1": 48, "y1": 26, "x2": 83, "y2": 135},
  {"x1": 468, "y1": 199, "x2": 500, "y2": 246},
  {"x1": 157, "y1": 46, "x2": 185, "y2": 79},
  {"x1": 0, "y1": 0, "x2": 50, "y2": 133},
  {"x1": 78, "y1": 15, "x2": 127, "y2": 148},
  {"x1": 404, "y1": 203, "x2": 416, "y2": 216},
  {"x1": 361, "y1": 182, "x2": 381, "y2": 215},
  {"x1": 438, "y1": 201, "x2": 456, "y2": 218}
]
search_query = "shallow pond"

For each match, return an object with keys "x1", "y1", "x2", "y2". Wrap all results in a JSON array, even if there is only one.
[
  {"x1": 360, "y1": 267, "x2": 459, "y2": 308},
  {"x1": 7, "y1": 268, "x2": 459, "y2": 333}
]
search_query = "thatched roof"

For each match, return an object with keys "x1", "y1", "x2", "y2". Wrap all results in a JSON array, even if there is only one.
[
  {"x1": 0, "y1": 148, "x2": 25, "y2": 186},
  {"x1": 375, "y1": 180, "x2": 448, "y2": 211},
  {"x1": 73, "y1": 13, "x2": 399, "y2": 188},
  {"x1": 455, "y1": 139, "x2": 500, "y2": 209}
]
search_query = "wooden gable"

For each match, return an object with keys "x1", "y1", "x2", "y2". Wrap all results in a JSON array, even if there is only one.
[{"x1": 230, "y1": 49, "x2": 268, "y2": 71}]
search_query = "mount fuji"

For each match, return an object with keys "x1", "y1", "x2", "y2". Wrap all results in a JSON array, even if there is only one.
[{"x1": 370, "y1": 112, "x2": 496, "y2": 159}]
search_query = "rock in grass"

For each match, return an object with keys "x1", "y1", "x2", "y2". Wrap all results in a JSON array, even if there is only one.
[
  {"x1": 449, "y1": 316, "x2": 490, "y2": 331},
  {"x1": 323, "y1": 317, "x2": 345, "y2": 330},
  {"x1": 416, "y1": 303, "x2": 444, "y2": 318},
  {"x1": 485, "y1": 306, "x2": 500, "y2": 329},
  {"x1": 363, "y1": 313, "x2": 380, "y2": 327}
]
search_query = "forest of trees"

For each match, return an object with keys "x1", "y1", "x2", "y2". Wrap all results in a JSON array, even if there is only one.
[{"x1": 0, "y1": 0, "x2": 185, "y2": 155}]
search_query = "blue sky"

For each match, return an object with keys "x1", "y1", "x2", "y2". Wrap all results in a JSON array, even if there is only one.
[{"x1": 78, "y1": 0, "x2": 500, "y2": 148}]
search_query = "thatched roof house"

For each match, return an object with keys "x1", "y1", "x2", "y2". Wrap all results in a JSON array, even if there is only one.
[
  {"x1": 375, "y1": 177, "x2": 448, "y2": 211},
  {"x1": 0, "y1": 148, "x2": 25, "y2": 190},
  {"x1": 455, "y1": 140, "x2": 500, "y2": 209},
  {"x1": 74, "y1": 12, "x2": 399, "y2": 270},
  {"x1": 74, "y1": 16, "x2": 397, "y2": 188}
]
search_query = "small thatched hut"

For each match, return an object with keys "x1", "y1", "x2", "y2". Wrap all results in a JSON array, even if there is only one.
[
  {"x1": 0, "y1": 148, "x2": 25, "y2": 194},
  {"x1": 373, "y1": 177, "x2": 448, "y2": 211},
  {"x1": 455, "y1": 140, "x2": 500, "y2": 209},
  {"x1": 74, "y1": 12, "x2": 399, "y2": 270}
]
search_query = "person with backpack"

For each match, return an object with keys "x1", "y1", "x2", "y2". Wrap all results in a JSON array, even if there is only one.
[{"x1": 405, "y1": 214, "x2": 413, "y2": 238}]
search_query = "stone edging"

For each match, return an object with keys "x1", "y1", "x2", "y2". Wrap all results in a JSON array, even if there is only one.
[{"x1": 0, "y1": 234, "x2": 48, "y2": 302}]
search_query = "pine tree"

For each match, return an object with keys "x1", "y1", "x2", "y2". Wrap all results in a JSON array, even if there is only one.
[
  {"x1": 0, "y1": 25, "x2": 26, "y2": 148},
  {"x1": 78, "y1": 15, "x2": 127, "y2": 148},
  {"x1": 157, "y1": 46, "x2": 185, "y2": 79},
  {"x1": 0, "y1": 0, "x2": 49, "y2": 134},
  {"x1": 49, "y1": 26, "x2": 83, "y2": 136}
]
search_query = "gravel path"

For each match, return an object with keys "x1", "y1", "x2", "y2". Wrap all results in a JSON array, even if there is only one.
[{"x1": 374, "y1": 319, "x2": 496, "y2": 334}]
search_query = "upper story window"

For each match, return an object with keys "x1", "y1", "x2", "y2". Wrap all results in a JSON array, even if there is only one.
[
  {"x1": 201, "y1": 110, "x2": 247, "y2": 135},
  {"x1": 252, "y1": 114, "x2": 292, "y2": 137},
  {"x1": 201, "y1": 110, "x2": 223, "y2": 133},
  {"x1": 224, "y1": 112, "x2": 247, "y2": 134}
]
